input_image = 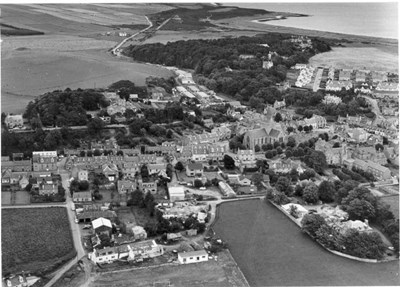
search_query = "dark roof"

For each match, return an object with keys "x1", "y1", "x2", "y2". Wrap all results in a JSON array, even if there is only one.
[
  {"x1": 269, "y1": 128, "x2": 281, "y2": 138},
  {"x1": 187, "y1": 162, "x2": 203, "y2": 170}
]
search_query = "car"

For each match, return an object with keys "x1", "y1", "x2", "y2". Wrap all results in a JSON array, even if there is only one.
[
  {"x1": 199, "y1": 187, "x2": 206, "y2": 190},
  {"x1": 83, "y1": 225, "x2": 91, "y2": 229},
  {"x1": 187, "y1": 183, "x2": 193, "y2": 187}
]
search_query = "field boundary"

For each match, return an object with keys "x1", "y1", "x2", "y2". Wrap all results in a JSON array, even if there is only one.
[{"x1": 267, "y1": 199, "x2": 395, "y2": 264}]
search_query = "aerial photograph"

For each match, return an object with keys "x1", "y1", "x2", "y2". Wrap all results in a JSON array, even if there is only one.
[{"x1": 1, "y1": 1, "x2": 399, "y2": 286}]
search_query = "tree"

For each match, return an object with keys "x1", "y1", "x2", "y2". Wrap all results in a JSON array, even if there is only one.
[
  {"x1": 144, "y1": 191, "x2": 155, "y2": 214},
  {"x1": 274, "y1": 112, "x2": 283, "y2": 122},
  {"x1": 301, "y1": 214, "x2": 326, "y2": 237},
  {"x1": 294, "y1": 184, "x2": 304, "y2": 196},
  {"x1": 333, "y1": 142, "x2": 340, "y2": 148},
  {"x1": 318, "y1": 180, "x2": 335, "y2": 203},
  {"x1": 93, "y1": 149, "x2": 101, "y2": 156},
  {"x1": 303, "y1": 125, "x2": 310, "y2": 133},
  {"x1": 304, "y1": 150, "x2": 327, "y2": 174},
  {"x1": 175, "y1": 161, "x2": 184, "y2": 172},
  {"x1": 265, "y1": 150, "x2": 273, "y2": 159},
  {"x1": 344, "y1": 198, "x2": 376, "y2": 221},
  {"x1": 275, "y1": 176, "x2": 291, "y2": 195},
  {"x1": 79, "y1": 180, "x2": 89, "y2": 191},
  {"x1": 194, "y1": 179, "x2": 203, "y2": 188},
  {"x1": 87, "y1": 150, "x2": 93, "y2": 157},
  {"x1": 223, "y1": 154, "x2": 235, "y2": 169},
  {"x1": 375, "y1": 143, "x2": 384, "y2": 152},
  {"x1": 131, "y1": 189, "x2": 144, "y2": 206},
  {"x1": 302, "y1": 183, "x2": 319, "y2": 204},
  {"x1": 80, "y1": 150, "x2": 86, "y2": 157},
  {"x1": 166, "y1": 129, "x2": 173, "y2": 139},
  {"x1": 287, "y1": 136, "x2": 296, "y2": 148},
  {"x1": 297, "y1": 125, "x2": 303, "y2": 132},
  {"x1": 340, "y1": 229, "x2": 386, "y2": 259},
  {"x1": 211, "y1": 178, "x2": 220, "y2": 186},
  {"x1": 87, "y1": 118, "x2": 105, "y2": 135},
  {"x1": 254, "y1": 144, "x2": 261, "y2": 153},
  {"x1": 315, "y1": 224, "x2": 341, "y2": 250},
  {"x1": 251, "y1": 173, "x2": 264, "y2": 190},
  {"x1": 141, "y1": 164, "x2": 149, "y2": 179},
  {"x1": 287, "y1": 126, "x2": 295, "y2": 134}
]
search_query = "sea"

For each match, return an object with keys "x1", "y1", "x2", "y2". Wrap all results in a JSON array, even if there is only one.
[{"x1": 233, "y1": 2, "x2": 398, "y2": 39}]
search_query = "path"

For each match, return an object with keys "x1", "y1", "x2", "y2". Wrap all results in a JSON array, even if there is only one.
[{"x1": 112, "y1": 16, "x2": 153, "y2": 55}]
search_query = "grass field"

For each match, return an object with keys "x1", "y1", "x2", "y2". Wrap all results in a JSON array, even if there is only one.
[
  {"x1": 213, "y1": 199, "x2": 400, "y2": 286},
  {"x1": 381, "y1": 195, "x2": 399, "y2": 220},
  {"x1": 90, "y1": 250, "x2": 248, "y2": 287},
  {"x1": 309, "y1": 46, "x2": 398, "y2": 73},
  {"x1": 2, "y1": 207, "x2": 76, "y2": 276}
]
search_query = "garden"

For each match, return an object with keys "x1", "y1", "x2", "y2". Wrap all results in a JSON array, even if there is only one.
[{"x1": 2, "y1": 207, "x2": 76, "y2": 277}]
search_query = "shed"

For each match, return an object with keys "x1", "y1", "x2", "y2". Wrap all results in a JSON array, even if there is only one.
[{"x1": 178, "y1": 249, "x2": 209, "y2": 264}]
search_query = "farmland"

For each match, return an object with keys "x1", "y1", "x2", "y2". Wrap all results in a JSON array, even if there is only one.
[
  {"x1": 2, "y1": 207, "x2": 76, "y2": 276},
  {"x1": 213, "y1": 199, "x2": 400, "y2": 286}
]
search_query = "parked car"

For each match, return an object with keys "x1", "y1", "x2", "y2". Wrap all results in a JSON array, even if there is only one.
[
  {"x1": 83, "y1": 225, "x2": 91, "y2": 229},
  {"x1": 199, "y1": 187, "x2": 206, "y2": 190}
]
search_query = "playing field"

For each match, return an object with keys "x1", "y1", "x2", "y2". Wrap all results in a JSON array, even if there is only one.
[
  {"x1": 213, "y1": 199, "x2": 400, "y2": 286},
  {"x1": 2, "y1": 207, "x2": 76, "y2": 276}
]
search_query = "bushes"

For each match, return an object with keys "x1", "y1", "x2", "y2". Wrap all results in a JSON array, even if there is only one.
[
  {"x1": 301, "y1": 214, "x2": 387, "y2": 260},
  {"x1": 302, "y1": 183, "x2": 319, "y2": 204},
  {"x1": 301, "y1": 214, "x2": 326, "y2": 237}
]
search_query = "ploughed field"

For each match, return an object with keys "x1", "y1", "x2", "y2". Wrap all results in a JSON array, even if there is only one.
[
  {"x1": 2, "y1": 207, "x2": 76, "y2": 276},
  {"x1": 213, "y1": 199, "x2": 400, "y2": 286}
]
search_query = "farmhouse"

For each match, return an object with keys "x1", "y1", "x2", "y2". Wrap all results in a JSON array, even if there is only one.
[
  {"x1": 186, "y1": 162, "x2": 203, "y2": 177},
  {"x1": 178, "y1": 250, "x2": 209, "y2": 264}
]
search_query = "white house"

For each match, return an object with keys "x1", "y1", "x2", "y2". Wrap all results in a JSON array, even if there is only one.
[
  {"x1": 178, "y1": 250, "x2": 209, "y2": 264},
  {"x1": 78, "y1": 170, "x2": 88, "y2": 181}
]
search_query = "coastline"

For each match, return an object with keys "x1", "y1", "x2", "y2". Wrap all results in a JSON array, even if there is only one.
[{"x1": 210, "y1": 16, "x2": 398, "y2": 47}]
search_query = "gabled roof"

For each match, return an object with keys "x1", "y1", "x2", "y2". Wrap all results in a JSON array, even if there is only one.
[
  {"x1": 246, "y1": 128, "x2": 268, "y2": 139},
  {"x1": 92, "y1": 217, "x2": 112, "y2": 230},
  {"x1": 269, "y1": 128, "x2": 281, "y2": 138}
]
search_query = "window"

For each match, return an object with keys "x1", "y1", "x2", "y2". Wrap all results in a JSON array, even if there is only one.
[
  {"x1": 202, "y1": 256, "x2": 205, "y2": 258},
  {"x1": 190, "y1": 257, "x2": 193, "y2": 260},
  {"x1": 197, "y1": 257, "x2": 200, "y2": 260}
]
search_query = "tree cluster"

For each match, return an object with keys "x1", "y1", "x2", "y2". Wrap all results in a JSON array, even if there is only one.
[{"x1": 24, "y1": 88, "x2": 109, "y2": 127}]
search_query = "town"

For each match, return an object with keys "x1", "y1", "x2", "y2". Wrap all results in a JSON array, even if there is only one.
[{"x1": 1, "y1": 4, "x2": 399, "y2": 287}]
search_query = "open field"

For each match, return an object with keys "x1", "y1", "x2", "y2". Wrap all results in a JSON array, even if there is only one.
[
  {"x1": 381, "y1": 195, "x2": 399, "y2": 220},
  {"x1": 14, "y1": 190, "x2": 31, "y2": 204},
  {"x1": 213, "y1": 199, "x2": 400, "y2": 286},
  {"x1": 2, "y1": 207, "x2": 76, "y2": 276},
  {"x1": 89, "y1": 250, "x2": 248, "y2": 287},
  {"x1": 1, "y1": 37, "x2": 173, "y2": 114},
  {"x1": 309, "y1": 46, "x2": 399, "y2": 73},
  {"x1": 0, "y1": 4, "x2": 172, "y2": 35}
]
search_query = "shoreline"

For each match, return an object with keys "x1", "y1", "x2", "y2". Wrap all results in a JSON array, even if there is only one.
[{"x1": 210, "y1": 16, "x2": 398, "y2": 47}]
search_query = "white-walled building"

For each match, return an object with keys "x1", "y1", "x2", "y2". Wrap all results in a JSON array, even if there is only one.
[{"x1": 178, "y1": 250, "x2": 209, "y2": 264}]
